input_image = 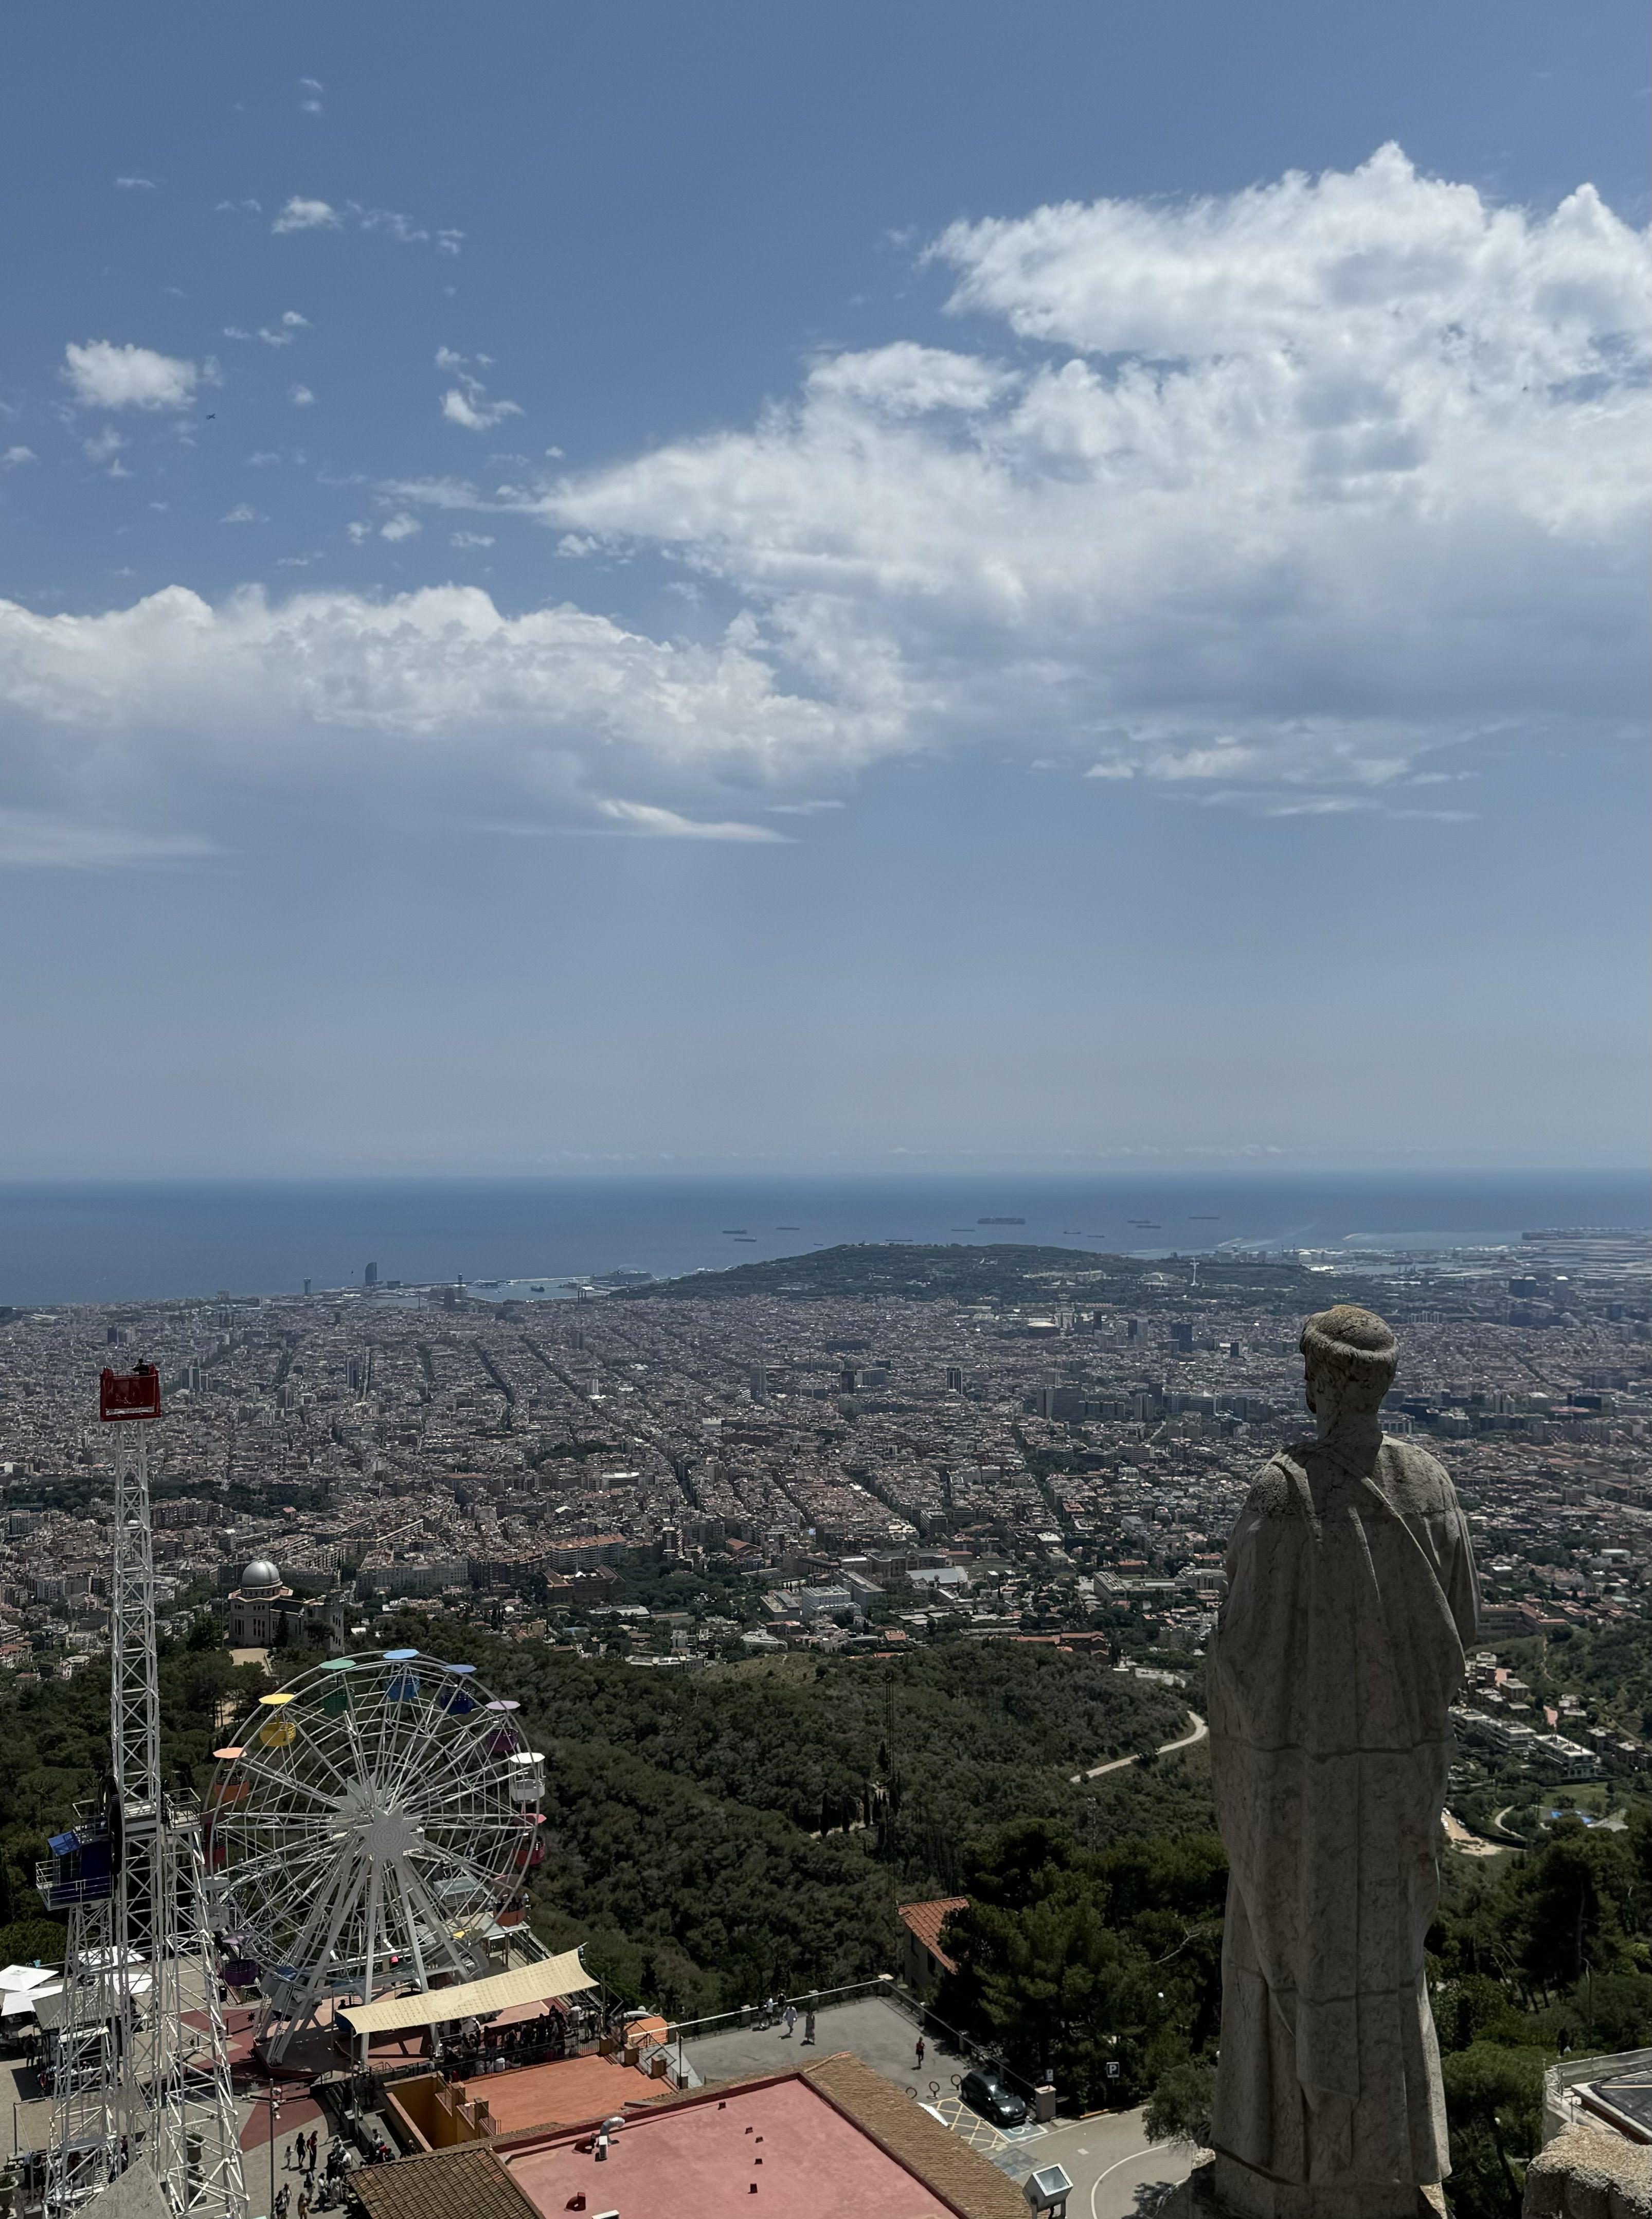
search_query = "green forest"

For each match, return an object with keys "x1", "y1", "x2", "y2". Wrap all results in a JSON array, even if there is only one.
[
  {"x1": 930, "y1": 1798, "x2": 1652, "y2": 2219},
  {"x1": 614, "y1": 1239, "x2": 1359, "y2": 1312},
  {"x1": 2, "y1": 1623, "x2": 1647, "y2": 2218}
]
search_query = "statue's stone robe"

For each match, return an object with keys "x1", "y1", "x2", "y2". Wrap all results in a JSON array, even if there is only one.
[{"x1": 1209, "y1": 1437, "x2": 1480, "y2": 2193}]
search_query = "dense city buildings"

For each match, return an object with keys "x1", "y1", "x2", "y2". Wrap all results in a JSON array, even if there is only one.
[{"x1": 3, "y1": 1232, "x2": 1647, "y2": 1787}]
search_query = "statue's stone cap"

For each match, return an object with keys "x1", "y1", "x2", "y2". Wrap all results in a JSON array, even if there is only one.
[{"x1": 1300, "y1": 1304, "x2": 1398, "y2": 1412}]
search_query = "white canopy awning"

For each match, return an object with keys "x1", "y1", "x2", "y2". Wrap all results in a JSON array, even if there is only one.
[
  {"x1": 2, "y1": 1985, "x2": 61, "y2": 2016},
  {"x1": 335, "y1": 1947, "x2": 596, "y2": 2035},
  {"x1": 0, "y1": 1964, "x2": 61, "y2": 1991}
]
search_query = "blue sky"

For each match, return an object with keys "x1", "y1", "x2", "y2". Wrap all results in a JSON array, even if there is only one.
[{"x1": 1, "y1": 1, "x2": 1647, "y2": 1176}]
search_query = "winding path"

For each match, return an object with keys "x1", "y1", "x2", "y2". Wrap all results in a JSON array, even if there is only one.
[{"x1": 1071, "y1": 1709, "x2": 1208, "y2": 1784}]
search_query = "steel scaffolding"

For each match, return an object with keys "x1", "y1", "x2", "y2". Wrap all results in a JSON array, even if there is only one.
[{"x1": 40, "y1": 1373, "x2": 248, "y2": 2219}]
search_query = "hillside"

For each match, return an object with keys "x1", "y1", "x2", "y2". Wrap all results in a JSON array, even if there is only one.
[
  {"x1": 0, "y1": 1624, "x2": 1193, "y2": 2017},
  {"x1": 402, "y1": 1623, "x2": 1194, "y2": 2016},
  {"x1": 615, "y1": 1239, "x2": 1353, "y2": 1311}
]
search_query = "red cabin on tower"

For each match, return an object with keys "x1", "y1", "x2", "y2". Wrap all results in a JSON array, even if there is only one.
[{"x1": 99, "y1": 1363, "x2": 160, "y2": 1422}]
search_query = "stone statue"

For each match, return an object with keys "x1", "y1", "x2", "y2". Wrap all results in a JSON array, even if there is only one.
[{"x1": 1206, "y1": 1305, "x2": 1480, "y2": 2219}]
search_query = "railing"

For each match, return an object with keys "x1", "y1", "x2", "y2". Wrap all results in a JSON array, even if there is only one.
[
  {"x1": 33, "y1": 1863, "x2": 112, "y2": 1910},
  {"x1": 660, "y1": 1974, "x2": 900, "y2": 2048},
  {"x1": 658, "y1": 1974, "x2": 1044, "y2": 2103}
]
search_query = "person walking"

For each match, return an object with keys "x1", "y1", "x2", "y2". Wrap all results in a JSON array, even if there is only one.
[
  {"x1": 803, "y1": 2009, "x2": 816, "y2": 2046},
  {"x1": 914, "y1": 2035, "x2": 925, "y2": 2070},
  {"x1": 275, "y1": 2186, "x2": 290, "y2": 2219},
  {"x1": 783, "y1": 2002, "x2": 797, "y2": 2039}
]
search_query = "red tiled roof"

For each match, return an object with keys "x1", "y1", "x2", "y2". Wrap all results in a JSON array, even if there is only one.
[
  {"x1": 349, "y1": 2145, "x2": 540, "y2": 2219},
  {"x1": 494, "y1": 2054, "x2": 1025, "y2": 2219},
  {"x1": 897, "y1": 1896, "x2": 967, "y2": 1973}
]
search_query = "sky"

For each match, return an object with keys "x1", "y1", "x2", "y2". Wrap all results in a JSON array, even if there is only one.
[{"x1": 1, "y1": 1, "x2": 1647, "y2": 1178}]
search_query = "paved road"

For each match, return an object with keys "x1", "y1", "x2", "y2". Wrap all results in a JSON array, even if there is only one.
[
  {"x1": 1016, "y1": 2108, "x2": 1191, "y2": 2217},
  {"x1": 1072, "y1": 1711, "x2": 1208, "y2": 1784}
]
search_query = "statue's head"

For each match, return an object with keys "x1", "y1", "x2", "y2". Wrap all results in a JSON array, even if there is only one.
[{"x1": 1300, "y1": 1303, "x2": 1397, "y2": 1421}]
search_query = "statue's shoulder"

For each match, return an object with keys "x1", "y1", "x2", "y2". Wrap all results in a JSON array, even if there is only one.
[
  {"x1": 1377, "y1": 1434, "x2": 1458, "y2": 1510},
  {"x1": 1247, "y1": 1448, "x2": 1311, "y2": 1512}
]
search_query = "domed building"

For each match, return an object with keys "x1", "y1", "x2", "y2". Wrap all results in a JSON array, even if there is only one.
[{"x1": 228, "y1": 1558, "x2": 293, "y2": 1648}]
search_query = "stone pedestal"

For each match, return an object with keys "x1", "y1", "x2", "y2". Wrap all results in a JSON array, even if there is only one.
[
  {"x1": 1162, "y1": 2159, "x2": 1446, "y2": 2218},
  {"x1": 1521, "y1": 2123, "x2": 1652, "y2": 2217}
]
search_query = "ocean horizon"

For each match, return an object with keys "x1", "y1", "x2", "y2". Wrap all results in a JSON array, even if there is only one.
[{"x1": 0, "y1": 1167, "x2": 1645, "y2": 1309}]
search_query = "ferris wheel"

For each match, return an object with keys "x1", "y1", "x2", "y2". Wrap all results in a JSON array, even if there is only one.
[{"x1": 206, "y1": 1650, "x2": 546, "y2": 2062}]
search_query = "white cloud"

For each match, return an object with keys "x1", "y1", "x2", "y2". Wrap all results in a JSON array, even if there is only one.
[
  {"x1": 804, "y1": 342, "x2": 1014, "y2": 415},
  {"x1": 595, "y1": 800, "x2": 788, "y2": 842},
  {"x1": 932, "y1": 144, "x2": 1647, "y2": 367},
  {"x1": 289, "y1": 384, "x2": 316, "y2": 407},
  {"x1": 0, "y1": 810, "x2": 217, "y2": 869},
  {"x1": 115, "y1": 175, "x2": 155, "y2": 191},
  {"x1": 83, "y1": 427, "x2": 126, "y2": 464},
  {"x1": 273, "y1": 197, "x2": 339, "y2": 234},
  {"x1": 3, "y1": 445, "x2": 37, "y2": 467},
  {"x1": 380, "y1": 513, "x2": 421, "y2": 541},
  {"x1": 282, "y1": 310, "x2": 310, "y2": 328},
  {"x1": 63, "y1": 340, "x2": 198, "y2": 410},
  {"x1": 495, "y1": 145, "x2": 1646, "y2": 808},
  {"x1": 451, "y1": 531, "x2": 494, "y2": 548},
  {"x1": 0, "y1": 584, "x2": 886, "y2": 860},
  {"x1": 441, "y1": 384, "x2": 523, "y2": 432},
  {"x1": 6, "y1": 149, "x2": 1646, "y2": 856},
  {"x1": 221, "y1": 504, "x2": 259, "y2": 524}
]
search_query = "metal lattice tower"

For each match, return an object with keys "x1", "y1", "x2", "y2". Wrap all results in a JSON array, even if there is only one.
[{"x1": 42, "y1": 1374, "x2": 248, "y2": 2219}]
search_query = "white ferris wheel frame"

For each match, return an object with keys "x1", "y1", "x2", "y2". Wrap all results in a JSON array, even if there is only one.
[{"x1": 206, "y1": 1649, "x2": 545, "y2": 2061}]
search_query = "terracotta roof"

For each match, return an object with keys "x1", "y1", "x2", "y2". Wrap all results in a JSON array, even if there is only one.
[
  {"x1": 800, "y1": 2051, "x2": 1027, "y2": 2219},
  {"x1": 459, "y1": 2052, "x2": 666, "y2": 2134},
  {"x1": 898, "y1": 1895, "x2": 968, "y2": 1973},
  {"x1": 349, "y1": 2145, "x2": 540, "y2": 2219},
  {"x1": 490, "y1": 2054, "x2": 1026, "y2": 2219}
]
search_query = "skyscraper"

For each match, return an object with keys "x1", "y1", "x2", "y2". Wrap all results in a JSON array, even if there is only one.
[{"x1": 365, "y1": 1262, "x2": 379, "y2": 1287}]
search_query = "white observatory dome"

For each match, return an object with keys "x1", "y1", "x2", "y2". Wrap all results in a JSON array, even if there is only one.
[{"x1": 242, "y1": 1559, "x2": 282, "y2": 1591}]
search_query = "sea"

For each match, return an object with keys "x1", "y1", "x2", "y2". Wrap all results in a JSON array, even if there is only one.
[{"x1": 0, "y1": 1169, "x2": 1645, "y2": 1309}]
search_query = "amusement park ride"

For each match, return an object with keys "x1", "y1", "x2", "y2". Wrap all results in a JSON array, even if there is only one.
[
  {"x1": 205, "y1": 1651, "x2": 545, "y2": 2066},
  {"x1": 40, "y1": 1367, "x2": 247, "y2": 2219},
  {"x1": 37, "y1": 1368, "x2": 548, "y2": 2219}
]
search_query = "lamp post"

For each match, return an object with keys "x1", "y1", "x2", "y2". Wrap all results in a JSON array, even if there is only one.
[{"x1": 263, "y1": 2086, "x2": 283, "y2": 2219}]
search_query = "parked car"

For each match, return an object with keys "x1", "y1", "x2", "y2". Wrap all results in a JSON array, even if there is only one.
[{"x1": 959, "y1": 2067, "x2": 1029, "y2": 2129}]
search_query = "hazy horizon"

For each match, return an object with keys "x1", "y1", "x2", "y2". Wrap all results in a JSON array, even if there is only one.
[{"x1": 3, "y1": 1164, "x2": 1644, "y2": 1308}]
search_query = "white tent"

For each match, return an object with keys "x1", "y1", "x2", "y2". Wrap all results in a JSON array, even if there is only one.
[
  {"x1": 2, "y1": 1985, "x2": 62, "y2": 2016},
  {"x1": 336, "y1": 1947, "x2": 596, "y2": 2036},
  {"x1": 0, "y1": 1963, "x2": 61, "y2": 1991}
]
